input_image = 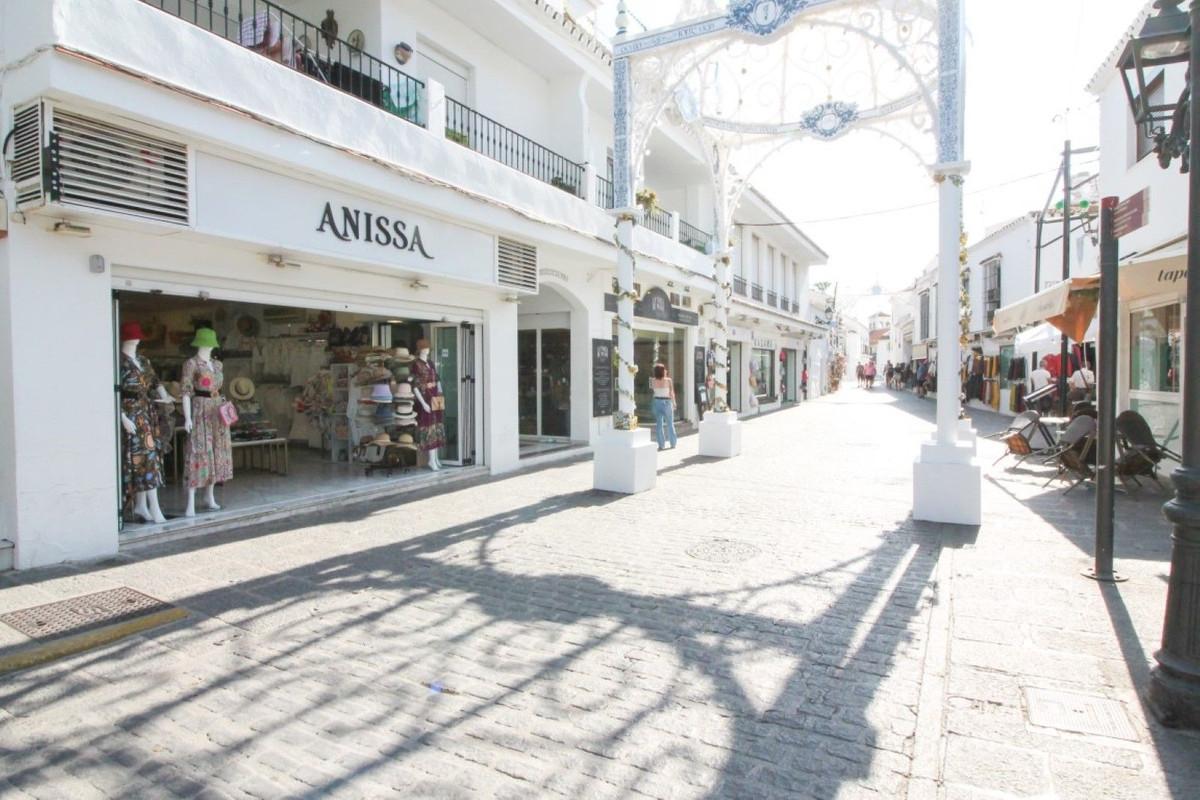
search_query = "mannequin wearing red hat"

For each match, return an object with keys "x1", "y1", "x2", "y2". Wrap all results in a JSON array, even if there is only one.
[{"x1": 118, "y1": 321, "x2": 176, "y2": 524}]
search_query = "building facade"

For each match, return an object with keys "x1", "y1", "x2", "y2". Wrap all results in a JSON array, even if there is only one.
[{"x1": 0, "y1": 0, "x2": 827, "y2": 569}]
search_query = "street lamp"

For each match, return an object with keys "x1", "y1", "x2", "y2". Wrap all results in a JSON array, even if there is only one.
[{"x1": 1119, "y1": 0, "x2": 1200, "y2": 728}]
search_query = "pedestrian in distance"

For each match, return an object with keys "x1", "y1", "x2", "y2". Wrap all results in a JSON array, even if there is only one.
[
  {"x1": 885, "y1": 361, "x2": 895, "y2": 389},
  {"x1": 801, "y1": 367, "x2": 809, "y2": 400},
  {"x1": 650, "y1": 363, "x2": 677, "y2": 451},
  {"x1": 1068, "y1": 361, "x2": 1094, "y2": 403},
  {"x1": 856, "y1": 363, "x2": 865, "y2": 388},
  {"x1": 865, "y1": 360, "x2": 877, "y2": 390}
]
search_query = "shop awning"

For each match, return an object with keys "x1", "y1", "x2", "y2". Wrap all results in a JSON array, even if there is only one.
[
  {"x1": 992, "y1": 276, "x2": 1100, "y2": 343},
  {"x1": 1119, "y1": 244, "x2": 1187, "y2": 301},
  {"x1": 1013, "y1": 319, "x2": 1099, "y2": 355}
]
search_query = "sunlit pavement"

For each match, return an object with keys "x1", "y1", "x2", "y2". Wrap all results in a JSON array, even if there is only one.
[{"x1": 1, "y1": 388, "x2": 1197, "y2": 799}]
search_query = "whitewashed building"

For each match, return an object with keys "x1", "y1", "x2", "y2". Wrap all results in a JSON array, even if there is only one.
[
  {"x1": 1088, "y1": 5, "x2": 1189, "y2": 445},
  {"x1": 0, "y1": 0, "x2": 828, "y2": 569}
]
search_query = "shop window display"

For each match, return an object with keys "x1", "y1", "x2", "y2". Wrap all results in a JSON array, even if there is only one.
[
  {"x1": 116, "y1": 292, "x2": 470, "y2": 531},
  {"x1": 1130, "y1": 304, "x2": 1182, "y2": 394},
  {"x1": 751, "y1": 348, "x2": 775, "y2": 401}
]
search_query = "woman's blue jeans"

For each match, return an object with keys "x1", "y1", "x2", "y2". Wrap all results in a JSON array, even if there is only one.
[{"x1": 653, "y1": 398, "x2": 677, "y2": 449}]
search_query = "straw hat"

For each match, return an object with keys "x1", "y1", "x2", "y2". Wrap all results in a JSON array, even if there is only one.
[
  {"x1": 368, "y1": 383, "x2": 393, "y2": 403},
  {"x1": 394, "y1": 433, "x2": 418, "y2": 449},
  {"x1": 394, "y1": 381, "x2": 414, "y2": 399},
  {"x1": 229, "y1": 376, "x2": 256, "y2": 401},
  {"x1": 392, "y1": 347, "x2": 415, "y2": 363}
]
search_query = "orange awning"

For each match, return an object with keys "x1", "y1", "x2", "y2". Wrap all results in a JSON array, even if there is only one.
[{"x1": 992, "y1": 276, "x2": 1100, "y2": 343}]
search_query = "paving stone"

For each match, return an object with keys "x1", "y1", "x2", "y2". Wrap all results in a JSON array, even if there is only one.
[{"x1": 0, "y1": 389, "x2": 1193, "y2": 799}]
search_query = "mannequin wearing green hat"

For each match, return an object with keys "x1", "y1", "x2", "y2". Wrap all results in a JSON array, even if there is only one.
[{"x1": 181, "y1": 328, "x2": 233, "y2": 516}]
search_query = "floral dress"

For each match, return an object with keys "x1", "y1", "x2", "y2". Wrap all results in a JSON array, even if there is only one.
[
  {"x1": 119, "y1": 353, "x2": 168, "y2": 505},
  {"x1": 181, "y1": 356, "x2": 233, "y2": 489},
  {"x1": 411, "y1": 358, "x2": 446, "y2": 452}
]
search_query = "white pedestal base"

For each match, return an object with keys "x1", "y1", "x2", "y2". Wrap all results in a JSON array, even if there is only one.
[
  {"x1": 698, "y1": 412, "x2": 742, "y2": 458},
  {"x1": 593, "y1": 428, "x2": 658, "y2": 494},
  {"x1": 913, "y1": 440, "x2": 982, "y2": 526},
  {"x1": 957, "y1": 418, "x2": 978, "y2": 455}
]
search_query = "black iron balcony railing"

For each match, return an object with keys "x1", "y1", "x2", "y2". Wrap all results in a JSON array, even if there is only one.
[
  {"x1": 733, "y1": 276, "x2": 747, "y2": 296},
  {"x1": 643, "y1": 206, "x2": 673, "y2": 238},
  {"x1": 679, "y1": 219, "x2": 711, "y2": 253},
  {"x1": 792, "y1": 301, "x2": 801, "y2": 314},
  {"x1": 142, "y1": 0, "x2": 423, "y2": 125},
  {"x1": 766, "y1": 291, "x2": 778, "y2": 307},
  {"x1": 446, "y1": 98, "x2": 584, "y2": 196},
  {"x1": 780, "y1": 296, "x2": 790, "y2": 312},
  {"x1": 595, "y1": 175, "x2": 615, "y2": 210},
  {"x1": 751, "y1": 283, "x2": 763, "y2": 302}
]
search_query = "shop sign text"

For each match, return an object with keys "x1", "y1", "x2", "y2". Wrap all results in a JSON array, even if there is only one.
[{"x1": 317, "y1": 202, "x2": 433, "y2": 259}]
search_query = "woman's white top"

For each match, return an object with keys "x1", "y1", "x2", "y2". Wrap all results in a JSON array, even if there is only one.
[{"x1": 651, "y1": 378, "x2": 672, "y2": 399}]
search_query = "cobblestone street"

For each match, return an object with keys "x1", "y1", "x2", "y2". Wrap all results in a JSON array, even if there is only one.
[{"x1": 1, "y1": 388, "x2": 1198, "y2": 799}]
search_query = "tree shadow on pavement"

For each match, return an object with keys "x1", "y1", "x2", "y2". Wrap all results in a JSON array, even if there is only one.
[{"x1": 0, "y1": 497, "x2": 949, "y2": 800}]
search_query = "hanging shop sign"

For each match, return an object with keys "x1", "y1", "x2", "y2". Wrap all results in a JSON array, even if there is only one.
[
  {"x1": 1113, "y1": 188, "x2": 1149, "y2": 239},
  {"x1": 603, "y1": 287, "x2": 699, "y2": 326},
  {"x1": 194, "y1": 153, "x2": 495, "y2": 286},
  {"x1": 592, "y1": 338, "x2": 614, "y2": 418}
]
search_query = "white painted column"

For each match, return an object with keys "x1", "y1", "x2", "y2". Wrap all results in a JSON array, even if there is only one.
[
  {"x1": 593, "y1": 1, "x2": 656, "y2": 493},
  {"x1": 699, "y1": 159, "x2": 742, "y2": 457},
  {"x1": 424, "y1": 79, "x2": 446, "y2": 139},
  {"x1": 913, "y1": 0, "x2": 980, "y2": 525}
]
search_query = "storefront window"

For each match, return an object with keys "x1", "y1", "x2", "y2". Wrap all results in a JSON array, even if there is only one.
[
  {"x1": 1130, "y1": 304, "x2": 1182, "y2": 393},
  {"x1": 751, "y1": 348, "x2": 775, "y2": 400},
  {"x1": 612, "y1": 327, "x2": 686, "y2": 422}
]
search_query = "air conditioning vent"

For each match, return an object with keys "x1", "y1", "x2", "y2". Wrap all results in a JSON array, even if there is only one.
[
  {"x1": 11, "y1": 101, "x2": 47, "y2": 211},
  {"x1": 497, "y1": 237, "x2": 538, "y2": 293},
  {"x1": 51, "y1": 109, "x2": 189, "y2": 225}
]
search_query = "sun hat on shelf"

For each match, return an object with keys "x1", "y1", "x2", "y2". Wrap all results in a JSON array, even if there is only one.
[{"x1": 229, "y1": 377, "x2": 256, "y2": 401}]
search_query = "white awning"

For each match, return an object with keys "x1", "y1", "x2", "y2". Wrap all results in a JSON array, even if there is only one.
[
  {"x1": 992, "y1": 276, "x2": 1100, "y2": 342},
  {"x1": 1119, "y1": 244, "x2": 1187, "y2": 301}
]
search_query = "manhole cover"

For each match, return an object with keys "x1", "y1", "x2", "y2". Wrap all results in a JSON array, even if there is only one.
[
  {"x1": 1024, "y1": 687, "x2": 1139, "y2": 741},
  {"x1": 687, "y1": 539, "x2": 761, "y2": 563},
  {"x1": 0, "y1": 588, "x2": 175, "y2": 641}
]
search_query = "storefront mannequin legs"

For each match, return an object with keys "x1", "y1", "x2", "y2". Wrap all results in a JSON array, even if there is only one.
[
  {"x1": 181, "y1": 335, "x2": 234, "y2": 516},
  {"x1": 411, "y1": 342, "x2": 445, "y2": 471},
  {"x1": 118, "y1": 335, "x2": 173, "y2": 524}
]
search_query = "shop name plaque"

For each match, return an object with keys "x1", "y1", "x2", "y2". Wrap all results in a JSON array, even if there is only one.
[
  {"x1": 317, "y1": 202, "x2": 434, "y2": 259},
  {"x1": 592, "y1": 338, "x2": 614, "y2": 418}
]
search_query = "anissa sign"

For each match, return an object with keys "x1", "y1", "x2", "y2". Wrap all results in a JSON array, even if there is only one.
[
  {"x1": 603, "y1": 286, "x2": 699, "y2": 325},
  {"x1": 316, "y1": 202, "x2": 433, "y2": 258},
  {"x1": 195, "y1": 153, "x2": 495, "y2": 287}
]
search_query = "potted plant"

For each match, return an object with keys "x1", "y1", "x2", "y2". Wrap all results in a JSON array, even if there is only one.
[
  {"x1": 635, "y1": 188, "x2": 659, "y2": 213},
  {"x1": 550, "y1": 176, "x2": 579, "y2": 196}
]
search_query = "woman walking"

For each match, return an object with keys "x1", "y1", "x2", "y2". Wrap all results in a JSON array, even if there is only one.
[{"x1": 651, "y1": 363, "x2": 677, "y2": 451}]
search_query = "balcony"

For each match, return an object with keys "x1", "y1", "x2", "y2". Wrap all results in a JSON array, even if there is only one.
[
  {"x1": 792, "y1": 301, "x2": 800, "y2": 314},
  {"x1": 780, "y1": 295, "x2": 790, "y2": 311},
  {"x1": 733, "y1": 276, "x2": 747, "y2": 296},
  {"x1": 143, "y1": 0, "x2": 586, "y2": 198},
  {"x1": 595, "y1": 175, "x2": 614, "y2": 210},
  {"x1": 767, "y1": 291, "x2": 778, "y2": 307},
  {"x1": 679, "y1": 219, "x2": 712, "y2": 253},
  {"x1": 643, "y1": 206, "x2": 673, "y2": 238},
  {"x1": 445, "y1": 98, "x2": 584, "y2": 197},
  {"x1": 751, "y1": 283, "x2": 763, "y2": 302}
]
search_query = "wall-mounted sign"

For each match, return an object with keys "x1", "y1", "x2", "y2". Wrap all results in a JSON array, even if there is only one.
[
  {"x1": 604, "y1": 287, "x2": 700, "y2": 326},
  {"x1": 592, "y1": 338, "x2": 614, "y2": 417},
  {"x1": 194, "y1": 153, "x2": 494, "y2": 286},
  {"x1": 316, "y1": 202, "x2": 433, "y2": 258},
  {"x1": 1114, "y1": 188, "x2": 1149, "y2": 239}
]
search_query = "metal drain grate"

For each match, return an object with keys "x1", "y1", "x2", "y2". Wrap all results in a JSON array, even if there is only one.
[
  {"x1": 687, "y1": 539, "x2": 762, "y2": 563},
  {"x1": 1024, "y1": 687, "x2": 1139, "y2": 741},
  {"x1": 0, "y1": 588, "x2": 176, "y2": 641}
]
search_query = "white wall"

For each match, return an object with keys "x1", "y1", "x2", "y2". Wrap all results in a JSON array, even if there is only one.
[{"x1": 2, "y1": 225, "x2": 120, "y2": 568}]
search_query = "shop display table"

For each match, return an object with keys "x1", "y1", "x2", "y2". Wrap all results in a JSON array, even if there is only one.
[{"x1": 231, "y1": 438, "x2": 289, "y2": 475}]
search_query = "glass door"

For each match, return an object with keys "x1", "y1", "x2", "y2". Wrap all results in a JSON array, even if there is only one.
[
  {"x1": 540, "y1": 329, "x2": 571, "y2": 438},
  {"x1": 432, "y1": 324, "x2": 462, "y2": 464},
  {"x1": 518, "y1": 328, "x2": 572, "y2": 440}
]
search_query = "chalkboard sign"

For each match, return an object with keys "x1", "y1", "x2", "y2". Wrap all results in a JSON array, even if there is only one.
[
  {"x1": 694, "y1": 345, "x2": 706, "y2": 388},
  {"x1": 592, "y1": 338, "x2": 614, "y2": 417}
]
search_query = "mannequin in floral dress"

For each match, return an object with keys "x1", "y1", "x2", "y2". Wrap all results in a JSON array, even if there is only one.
[
  {"x1": 410, "y1": 339, "x2": 445, "y2": 470},
  {"x1": 118, "y1": 321, "x2": 175, "y2": 523},
  {"x1": 181, "y1": 328, "x2": 233, "y2": 516}
]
